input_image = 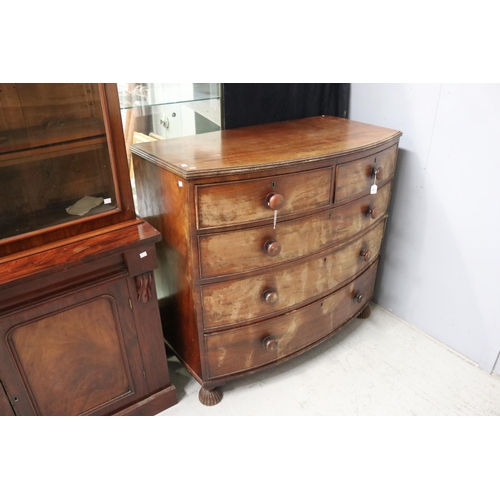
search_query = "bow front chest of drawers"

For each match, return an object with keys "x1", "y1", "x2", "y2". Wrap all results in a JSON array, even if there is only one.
[{"x1": 131, "y1": 116, "x2": 402, "y2": 405}]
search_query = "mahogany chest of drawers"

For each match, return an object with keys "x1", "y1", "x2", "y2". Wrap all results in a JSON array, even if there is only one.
[{"x1": 131, "y1": 116, "x2": 402, "y2": 405}]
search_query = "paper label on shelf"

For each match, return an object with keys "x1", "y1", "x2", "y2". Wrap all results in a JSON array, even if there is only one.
[{"x1": 104, "y1": 198, "x2": 112, "y2": 204}]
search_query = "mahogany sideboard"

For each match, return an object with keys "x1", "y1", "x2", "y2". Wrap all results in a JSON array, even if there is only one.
[
  {"x1": 0, "y1": 83, "x2": 177, "y2": 415},
  {"x1": 130, "y1": 116, "x2": 402, "y2": 406}
]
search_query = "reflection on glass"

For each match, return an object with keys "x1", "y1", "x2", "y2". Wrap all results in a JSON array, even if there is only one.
[
  {"x1": 118, "y1": 83, "x2": 221, "y2": 143},
  {"x1": 117, "y1": 83, "x2": 221, "y2": 206},
  {"x1": 0, "y1": 83, "x2": 117, "y2": 240}
]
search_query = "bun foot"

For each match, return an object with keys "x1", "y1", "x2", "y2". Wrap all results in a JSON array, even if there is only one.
[
  {"x1": 199, "y1": 387, "x2": 223, "y2": 406},
  {"x1": 357, "y1": 305, "x2": 371, "y2": 319}
]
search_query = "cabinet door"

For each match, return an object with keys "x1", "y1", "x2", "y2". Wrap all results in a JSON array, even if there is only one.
[
  {"x1": 0, "y1": 279, "x2": 149, "y2": 416},
  {"x1": 0, "y1": 83, "x2": 135, "y2": 258}
]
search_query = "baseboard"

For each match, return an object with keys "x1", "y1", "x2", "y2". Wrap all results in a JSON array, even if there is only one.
[{"x1": 112, "y1": 385, "x2": 177, "y2": 416}]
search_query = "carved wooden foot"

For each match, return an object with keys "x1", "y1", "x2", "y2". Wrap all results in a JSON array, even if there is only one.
[
  {"x1": 357, "y1": 305, "x2": 371, "y2": 319},
  {"x1": 199, "y1": 386, "x2": 223, "y2": 406}
]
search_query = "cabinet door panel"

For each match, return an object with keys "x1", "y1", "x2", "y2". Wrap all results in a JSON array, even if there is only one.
[{"x1": 0, "y1": 280, "x2": 147, "y2": 416}]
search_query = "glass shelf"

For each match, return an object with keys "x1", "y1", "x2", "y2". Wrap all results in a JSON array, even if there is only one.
[
  {"x1": 118, "y1": 83, "x2": 220, "y2": 111},
  {"x1": 118, "y1": 83, "x2": 221, "y2": 138}
]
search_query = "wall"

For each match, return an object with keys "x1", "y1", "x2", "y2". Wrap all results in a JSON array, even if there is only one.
[{"x1": 349, "y1": 84, "x2": 500, "y2": 372}]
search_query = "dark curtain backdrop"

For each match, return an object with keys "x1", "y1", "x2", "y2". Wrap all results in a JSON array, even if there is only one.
[{"x1": 221, "y1": 83, "x2": 350, "y2": 129}]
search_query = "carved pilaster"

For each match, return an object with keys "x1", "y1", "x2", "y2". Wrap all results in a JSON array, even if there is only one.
[{"x1": 135, "y1": 272, "x2": 153, "y2": 303}]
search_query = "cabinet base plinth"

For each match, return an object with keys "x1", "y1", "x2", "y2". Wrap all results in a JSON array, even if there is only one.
[{"x1": 113, "y1": 385, "x2": 177, "y2": 416}]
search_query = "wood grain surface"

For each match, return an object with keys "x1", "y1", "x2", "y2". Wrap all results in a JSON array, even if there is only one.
[
  {"x1": 205, "y1": 260, "x2": 378, "y2": 378},
  {"x1": 196, "y1": 167, "x2": 333, "y2": 228},
  {"x1": 131, "y1": 116, "x2": 401, "y2": 179},
  {"x1": 199, "y1": 181, "x2": 392, "y2": 279},
  {"x1": 201, "y1": 220, "x2": 386, "y2": 329},
  {"x1": 335, "y1": 143, "x2": 399, "y2": 202}
]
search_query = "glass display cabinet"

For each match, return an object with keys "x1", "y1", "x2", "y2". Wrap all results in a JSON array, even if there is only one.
[
  {"x1": 118, "y1": 83, "x2": 221, "y2": 138},
  {"x1": 0, "y1": 84, "x2": 139, "y2": 256},
  {"x1": 0, "y1": 83, "x2": 177, "y2": 416},
  {"x1": 117, "y1": 83, "x2": 221, "y2": 182}
]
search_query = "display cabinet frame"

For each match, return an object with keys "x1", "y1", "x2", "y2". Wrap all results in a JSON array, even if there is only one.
[{"x1": 0, "y1": 84, "x2": 137, "y2": 258}]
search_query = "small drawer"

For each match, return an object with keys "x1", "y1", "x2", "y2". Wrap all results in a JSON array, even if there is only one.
[
  {"x1": 124, "y1": 244, "x2": 158, "y2": 277},
  {"x1": 199, "y1": 181, "x2": 392, "y2": 279},
  {"x1": 196, "y1": 167, "x2": 333, "y2": 229},
  {"x1": 335, "y1": 144, "x2": 398, "y2": 203},
  {"x1": 201, "y1": 219, "x2": 385, "y2": 329},
  {"x1": 205, "y1": 260, "x2": 378, "y2": 378}
]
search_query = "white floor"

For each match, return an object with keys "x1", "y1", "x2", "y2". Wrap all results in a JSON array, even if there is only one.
[{"x1": 157, "y1": 303, "x2": 500, "y2": 416}]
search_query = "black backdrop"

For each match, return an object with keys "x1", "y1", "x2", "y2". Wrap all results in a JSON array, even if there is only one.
[{"x1": 221, "y1": 83, "x2": 350, "y2": 129}]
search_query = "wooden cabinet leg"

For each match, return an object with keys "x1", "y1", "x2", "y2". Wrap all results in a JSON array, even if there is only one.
[
  {"x1": 357, "y1": 304, "x2": 371, "y2": 319},
  {"x1": 198, "y1": 386, "x2": 223, "y2": 406}
]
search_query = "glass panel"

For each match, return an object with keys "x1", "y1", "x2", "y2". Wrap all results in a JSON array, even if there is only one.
[
  {"x1": 0, "y1": 83, "x2": 117, "y2": 241},
  {"x1": 117, "y1": 83, "x2": 220, "y2": 206},
  {"x1": 118, "y1": 83, "x2": 220, "y2": 141}
]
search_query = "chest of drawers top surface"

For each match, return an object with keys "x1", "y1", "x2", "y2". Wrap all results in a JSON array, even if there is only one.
[{"x1": 130, "y1": 116, "x2": 402, "y2": 179}]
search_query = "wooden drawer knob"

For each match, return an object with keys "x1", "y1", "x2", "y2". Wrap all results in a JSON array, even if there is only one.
[
  {"x1": 371, "y1": 166, "x2": 382, "y2": 179},
  {"x1": 262, "y1": 336, "x2": 278, "y2": 352},
  {"x1": 262, "y1": 289, "x2": 279, "y2": 305},
  {"x1": 265, "y1": 192, "x2": 285, "y2": 210},
  {"x1": 365, "y1": 205, "x2": 378, "y2": 219},
  {"x1": 354, "y1": 292, "x2": 365, "y2": 303},
  {"x1": 359, "y1": 249, "x2": 371, "y2": 262},
  {"x1": 263, "y1": 239, "x2": 282, "y2": 257}
]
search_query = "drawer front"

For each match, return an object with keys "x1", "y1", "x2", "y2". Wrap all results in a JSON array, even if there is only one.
[
  {"x1": 201, "y1": 219, "x2": 385, "y2": 329},
  {"x1": 196, "y1": 167, "x2": 333, "y2": 229},
  {"x1": 335, "y1": 144, "x2": 398, "y2": 203},
  {"x1": 199, "y1": 181, "x2": 392, "y2": 279},
  {"x1": 205, "y1": 260, "x2": 378, "y2": 378}
]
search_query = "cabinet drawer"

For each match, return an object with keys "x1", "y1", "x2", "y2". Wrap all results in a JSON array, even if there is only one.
[
  {"x1": 196, "y1": 167, "x2": 333, "y2": 229},
  {"x1": 205, "y1": 260, "x2": 378, "y2": 378},
  {"x1": 202, "y1": 219, "x2": 385, "y2": 329},
  {"x1": 335, "y1": 144, "x2": 398, "y2": 203},
  {"x1": 199, "y1": 181, "x2": 392, "y2": 279}
]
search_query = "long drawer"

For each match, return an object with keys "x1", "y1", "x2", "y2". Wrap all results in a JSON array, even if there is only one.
[
  {"x1": 201, "y1": 219, "x2": 385, "y2": 329},
  {"x1": 196, "y1": 167, "x2": 333, "y2": 229},
  {"x1": 198, "y1": 181, "x2": 392, "y2": 279},
  {"x1": 335, "y1": 143, "x2": 398, "y2": 203},
  {"x1": 205, "y1": 259, "x2": 378, "y2": 378}
]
